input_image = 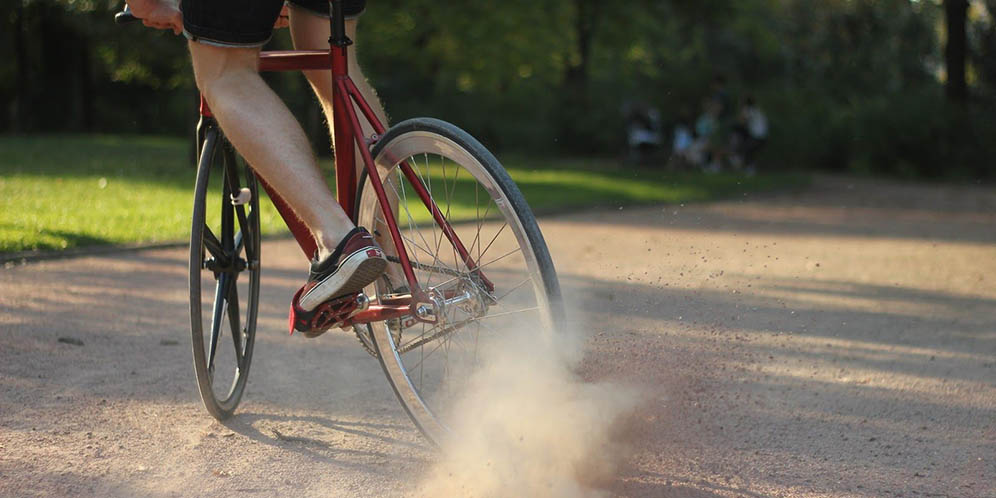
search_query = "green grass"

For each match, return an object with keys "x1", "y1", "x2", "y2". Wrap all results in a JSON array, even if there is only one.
[
  {"x1": 496, "y1": 155, "x2": 807, "y2": 213},
  {"x1": 0, "y1": 135, "x2": 286, "y2": 253},
  {"x1": 0, "y1": 135, "x2": 808, "y2": 253}
]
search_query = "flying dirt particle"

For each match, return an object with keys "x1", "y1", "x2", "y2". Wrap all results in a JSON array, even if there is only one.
[
  {"x1": 58, "y1": 337, "x2": 84, "y2": 346},
  {"x1": 417, "y1": 325, "x2": 640, "y2": 497}
]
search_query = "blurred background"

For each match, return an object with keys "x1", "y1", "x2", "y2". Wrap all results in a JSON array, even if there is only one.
[
  {"x1": 3, "y1": 0, "x2": 995, "y2": 179},
  {"x1": 2, "y1": 0, "x2": 995, "y2": 255}
]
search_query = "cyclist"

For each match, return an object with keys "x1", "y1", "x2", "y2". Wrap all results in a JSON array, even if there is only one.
[{"x1": 125, "y1": 0, "x2": 389, "y2": 322}]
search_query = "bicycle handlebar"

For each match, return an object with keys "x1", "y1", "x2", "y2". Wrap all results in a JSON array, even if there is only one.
[{"x1": 114, "y1": 5, "x2": 140, "y2": 25}]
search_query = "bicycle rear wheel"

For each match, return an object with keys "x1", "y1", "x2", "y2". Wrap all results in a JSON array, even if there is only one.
[
  {"x1": 189, "y1": 125, "x2": 261, "y2": 420},
  {"x1": 355, "y1": 118, "x2": 563, "y2": 445}
]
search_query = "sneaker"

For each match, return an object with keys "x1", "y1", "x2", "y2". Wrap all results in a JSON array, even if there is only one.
[{"x1": 297, "y1": 227, "x2": 387, "y2": 312}]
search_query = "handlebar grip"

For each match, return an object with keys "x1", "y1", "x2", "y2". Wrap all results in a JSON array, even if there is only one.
[{"x1": 114, "y1": 6, "x2": 140, "y2": 24}]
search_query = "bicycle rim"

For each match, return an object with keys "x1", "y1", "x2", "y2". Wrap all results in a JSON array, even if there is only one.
[{"x1": 356, "y1": 118, "x2": 562, "y2": 445}]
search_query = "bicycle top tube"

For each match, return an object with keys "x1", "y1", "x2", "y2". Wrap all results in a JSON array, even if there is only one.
[{"x1": 258, "y1": 50, "x2": 334, "y2": 72}]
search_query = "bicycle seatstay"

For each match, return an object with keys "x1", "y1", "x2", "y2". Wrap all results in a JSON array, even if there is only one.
[{"x1": 340, "y1": 77, "x2": 493, "y2": 291}]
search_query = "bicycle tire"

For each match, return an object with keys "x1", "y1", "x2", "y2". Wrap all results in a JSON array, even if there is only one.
[
  {"x1": 355, "y1": 118, "x2": 563, "y2": 445},
  {"x1": 189, "y1": 125, "x2": 261, "y2": 420}
]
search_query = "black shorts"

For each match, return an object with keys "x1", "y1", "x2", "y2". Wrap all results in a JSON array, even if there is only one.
[{"x1": 182, "y1": 0, "x2": 366, "y2": 47}]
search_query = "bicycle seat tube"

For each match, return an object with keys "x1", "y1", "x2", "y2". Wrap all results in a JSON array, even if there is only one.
[{"x1": 329, "y1": 0, "x2": 352, "y2": 49}]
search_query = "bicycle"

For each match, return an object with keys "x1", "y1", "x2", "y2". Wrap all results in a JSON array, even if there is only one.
[{"x1": 117, "y1": 1, "x2": 563, "y2": 446}]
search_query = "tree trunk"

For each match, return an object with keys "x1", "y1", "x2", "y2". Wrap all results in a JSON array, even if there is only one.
[
  {"x1": 79, "y1": 34, "x2": 95, "y2": 131},
  {"x1": 945, "y1": 0, "x2": 969, "y2": 103},
  {"x1": 557, "y1": 0, "x2": 599, "y2": 151},
  {"x1": 13, "y1": 2, "x2": 29, "y2": 131}
]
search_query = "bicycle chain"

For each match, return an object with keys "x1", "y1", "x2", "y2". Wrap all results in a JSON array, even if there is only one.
[{"x1": 384, "y1": 256, "x2": 475, "y2": 280}]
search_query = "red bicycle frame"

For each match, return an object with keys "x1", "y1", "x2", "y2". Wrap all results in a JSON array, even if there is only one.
[{"x1": 197, "y1": 2, "x2": 489, "y2": 327}]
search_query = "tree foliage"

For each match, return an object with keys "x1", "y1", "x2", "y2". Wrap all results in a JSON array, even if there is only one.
[{"x1": 1, "y1": 0, "x2": 994, "y2": 178}]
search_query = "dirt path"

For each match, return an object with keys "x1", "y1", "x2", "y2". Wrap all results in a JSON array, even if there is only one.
[{"x1": 2, "y1": 175, "x2": 994, "y2": 497}]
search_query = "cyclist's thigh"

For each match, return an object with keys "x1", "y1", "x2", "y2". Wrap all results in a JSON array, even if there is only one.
[
  {"x1": 188, "y1": 42, "x2": 261, "y2": 90},
  {"x1": 181, "y1": 0, "x2": 285, "y2": 48}
]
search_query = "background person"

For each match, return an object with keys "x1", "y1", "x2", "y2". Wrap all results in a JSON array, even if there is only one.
[
  {"x1": 624, "y1": 101, "x2": 663, "y2": 164},
  {"x1": 735, "y1": 96, "x2": 769, "y2": 173}
]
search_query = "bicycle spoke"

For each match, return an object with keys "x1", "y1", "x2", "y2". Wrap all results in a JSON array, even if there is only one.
[
  {"x1": 418, "y1": 323, "x2": 426, "y2": 389},
  {"x1": 469, "y1": 306, "x2": 539, "y2": 321},
  {"x1": 477, "y1": 222, "x2": 508, "y2": 264},
  {"x1": 473, "y1": 182, "x2": 482, "y2": 268},
  {"x1": 409, "y1": 153, "x2": 444, "y2": 290},
  {"x1": 443, "y1": 158, "x2": 463, "y2": 273},
  {"x1": 495, "y1": 277, "x2": 534, "y2": 301},
  {"x1": 395, "y1": 167, "x2": 426, "y2": 275},
  {"x1": 475, "y1": 247, "x2": 523, "y2": 273},
  {"x1": 376, "y1": 213, "x2": 449, "y2": 273},
  {"x1": 425, "y1": 153, "x2": 443, "y2": 290},
  {"x1": 404, "y1": 329, "x2": 449, "y2": 375},
  {"x1": 469, "y1": 194, "x2": 497, "y2": 268}
]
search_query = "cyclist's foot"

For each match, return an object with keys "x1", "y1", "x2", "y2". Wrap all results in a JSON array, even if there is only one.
[{"x1": 298, "y1": 227, "x2": 387, "y2": 312}]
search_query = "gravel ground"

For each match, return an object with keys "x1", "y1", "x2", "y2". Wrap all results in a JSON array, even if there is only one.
[{"x1": 1, "y1": 175, "x2": 994, "y2": 497}]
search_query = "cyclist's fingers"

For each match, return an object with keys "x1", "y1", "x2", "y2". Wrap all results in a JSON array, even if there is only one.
[
  {"x1": 171, "y1": 11, "x2": 183, "y2": 35},
  {"x1": 141, "y1": 18, "x2": 168, "y2": 30}
]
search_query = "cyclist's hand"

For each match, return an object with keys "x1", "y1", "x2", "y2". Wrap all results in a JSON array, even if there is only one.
[
  {"x1": 274, "y1": 4, "x2": 290, "y2": 29},
  {"x1": 126, "y1": 0, "x2": 182, "y2": 35}
]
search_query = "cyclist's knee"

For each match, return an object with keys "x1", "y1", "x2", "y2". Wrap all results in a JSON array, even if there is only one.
[{"x1": 189, "y1": 40, "x2": 260, "y2": 97}]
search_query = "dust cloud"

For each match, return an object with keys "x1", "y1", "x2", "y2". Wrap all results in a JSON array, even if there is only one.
[{"x1": 416, "y1": 319, "x2": 640, "y2": 497}]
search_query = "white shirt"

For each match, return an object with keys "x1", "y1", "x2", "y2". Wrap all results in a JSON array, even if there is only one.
[{"x1": 745, "y1": 107, "x2": 768, "y2": 138}]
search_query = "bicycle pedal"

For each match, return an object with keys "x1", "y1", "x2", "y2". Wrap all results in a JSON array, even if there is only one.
[{"x1": 288, "y1": 287, "x2": 361, "y2": 338}]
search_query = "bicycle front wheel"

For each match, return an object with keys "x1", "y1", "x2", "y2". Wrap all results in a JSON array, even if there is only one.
[
  {"x1": 189, "y1": 125, "x2": 261, "y2": 420},
  {"x1": 355, "y1": 118, "x2": 563, "y2": 445}
]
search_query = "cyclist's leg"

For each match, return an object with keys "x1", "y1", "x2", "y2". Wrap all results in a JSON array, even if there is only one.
[
  {"x1": 188, "y1": 42, "x2": 354, "y2": 261},
  {"x1": 287, "y1": 4, "x2": 388, "y2": 149},
  {"x1": 289, "y1": 7, "x2": 405, "y2": 287}
]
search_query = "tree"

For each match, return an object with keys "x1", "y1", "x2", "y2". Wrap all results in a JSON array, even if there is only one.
[
  {"x1": 555, "y1": 0, "x2": 602, "y2": 151},
  {"x1": 945, "y1": 0, "x2": 970, "y2": 102}
]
